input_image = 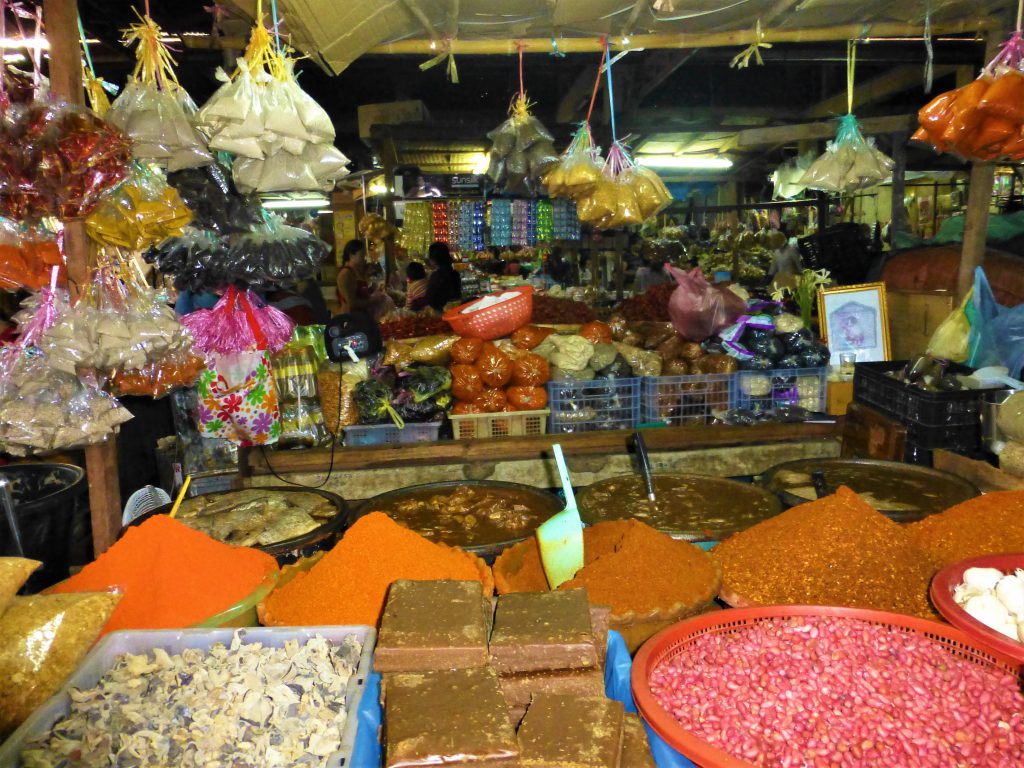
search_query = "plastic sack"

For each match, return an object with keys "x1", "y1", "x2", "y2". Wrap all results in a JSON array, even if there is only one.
[
  {"x1": 409, "y1": 335, "x2": 459, "y2": 366},
  {"x1": 0, "y1": 220, "x2": 62, "y2": 292},
  {"x1": 0, "y1": 591, "x2": 122, "y2": 738},
  {"x1": 799, "y1": 114, "x2": 893, "y2": 193},
  {"x1": 967, "y1": 267, "x2": 1024, "y2": 377},
  {"x1": 317, "y1": 359, "x2": 367, "y2": 436},
  {"x1": 545, "y1": 122, "x2": 604, "y2": 200},
  {"x1": 194, "y1": 350, "x2": 282, "y2": 446},
  {"x1": 166, "y1": 163, "x2": 264, "y2": 235},
  {"x1": 105, "y1": 17, "x2": 212, "y2": 170},
  {"x1": 354, "y1": 378, "x2": 398, "y2": 425},
  {"x1": 0, "y1": 558, "x2": 40, "y2": 616},
  {"x1": 108, "y1": 349, "x2": 205, "y2": 398},
  {"x1": 512, "y1": 353, "x2": 550, "y2": 386},
  {"x1": 667, "y1": 267, "x2": 747, "y2": 341},
  {"x1": 272, "y1": 345, "x2": 330, "y2": 448},
  {"x1": 486, "y1": 93, "x2": 558, "y2": 196},
  {"x1": 220, "y1": 215, "x2": 328, "y2": 290},
  {"x1": 181, "y1": 286, "x2": 295, "y2": 355},
  {"x1": 450, "y1": 364, "x2": 483, "y2": 402},
  {"x1": 146, "y1": 227, "x2": 229, "y2": 293},
  {"x1": 85, "y1": 163, "x2": 192, "y2": 249},
  {"x1": 926, "y1": 292, "x2": 972, "y2": 363},
  {"x1": 0, "y1": 99, "x2": 131, "y2": 220}
]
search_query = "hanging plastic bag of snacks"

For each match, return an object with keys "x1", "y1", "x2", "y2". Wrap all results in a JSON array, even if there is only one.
[
  {"x1": 105, "y1": 13, "x2": 212, "y2": 170},
  {"x1": 145, "y1": 227, "x2": 229, "y2": 293},
  {"x1": 271, "y1": 342, "x2": 330, "y2": 448},
  {"x1": 197, "y1": 10, "x2": 349, "y2": 192},
  {"x1": 166, "y1": 163, "x2": 264, "y2": 235},
  {"x1": 0, "y1": 100, "x2": 131, "y2": 220},
  {"x1": 220, "y1": 214, "x2": 329, "y2": 290},
  {"x1": 108, "y1": 348, "x2": 205, "y2": 398},
  {"x1": 86, "y1": 163, "x2": 192, "y2": 249},
  {"x1": 0, "y1": 219, "x2": 62, "y2": 292},
  {"x1": 545, "y1": 121, "x2": 604, "y2": 201},
  {"x1": 485, "y1": 47, "x2": 559, "y2": 196},
  {"x1": 800, "y1": 43, "x2": 893, "y2": 192},
  {"x1": 915, "y1": 29, "x2": 1024, "y2": 161}
]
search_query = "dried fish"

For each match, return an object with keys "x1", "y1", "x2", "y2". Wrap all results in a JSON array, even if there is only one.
[
  {"x1": 20, "y1": 631, "x2": 363, "y2": 768},
  {"x1": 172, "y1": 490, "x2": 335, "y2": 547}
]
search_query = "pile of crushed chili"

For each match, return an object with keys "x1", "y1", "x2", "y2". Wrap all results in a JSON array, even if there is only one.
[
  {"x1": 715, "y1": 486, "x2": 938, "y2": 618},
  {"x1": 495, "y1": 519, "x2": 720, "y2": 617},
  {"x1": 907, "y1": 490, "x2": 1024, "y2": 567},
  {"x1": 262, "y1": 512, "x2": 489, "y2": 626}
]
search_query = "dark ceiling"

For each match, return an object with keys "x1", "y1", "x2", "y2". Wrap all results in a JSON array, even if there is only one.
[{"x1": 70, "y1": 1, "x2": 987, "y2": 174}]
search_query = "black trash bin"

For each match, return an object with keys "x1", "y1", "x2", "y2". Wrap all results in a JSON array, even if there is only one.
[{"x1": 0, "y1": 464, "x2": 89, "y2": 591}]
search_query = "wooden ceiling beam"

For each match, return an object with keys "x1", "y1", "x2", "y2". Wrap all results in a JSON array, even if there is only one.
[
  {"x1": 367, "y1": 19, "x2": 999, "y2": 55},
  {"x1": 736, "y1": 114, "x2": 917, "y2": 147},
  {"x1": 803, "y1": 64, "x2": 957, "y2": 119}
]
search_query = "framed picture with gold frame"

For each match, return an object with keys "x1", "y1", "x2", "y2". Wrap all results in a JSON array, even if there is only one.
[{"x1": 816, "y1": 282, "x2": 891, "y2": 367}]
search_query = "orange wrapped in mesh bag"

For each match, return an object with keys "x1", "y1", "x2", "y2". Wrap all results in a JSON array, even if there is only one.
[
  {"x1": 579, "y1": 321, "x2": 613, "y2": 345},
  {"x1": 507, "y1": 385, "x2": 548, "y2": 411},
  {"x1": 450, "y1": 364, "x2": 484, "y2": 402},
  {"x1": 511, "y1": 324, "x2": 553, "y2": 350},
  {"x1": 451, "y1": 337, "x2": 485, "y2": 364},
  {"x1": 451, "y1": 401, "x2": 484, "y2": 415},
  {"x1": 477, "y1": 345, "x2": 512, "y2": 388},
  {"x1": 473, "y1": 388, "x2": 508, "y2": 413},
  {"x1": 511, "y1": 352, "x2": 550, "y2": 387}
]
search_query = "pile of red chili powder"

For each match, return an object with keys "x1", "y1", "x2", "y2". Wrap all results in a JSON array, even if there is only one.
[{"x1": 53, "y1": 515, "x2": 278, "y2": 633}]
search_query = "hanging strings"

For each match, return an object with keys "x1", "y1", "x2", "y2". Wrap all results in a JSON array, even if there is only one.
[
  {"x1": 605, "y1": 37, "x2": 618, "y2": 144},
  {"x1": 585, "y1": 40, "x2": 607, "y2": 124},
  {"x1": 846, "y1": 39, "x2": 857, "y2": 115}
]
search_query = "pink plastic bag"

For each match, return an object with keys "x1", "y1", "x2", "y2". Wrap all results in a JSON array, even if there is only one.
[{"x1": 666, "y1": 267, "x2": 746, "y2": 341}]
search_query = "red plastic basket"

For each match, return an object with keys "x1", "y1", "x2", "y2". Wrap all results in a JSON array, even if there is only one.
[
  {"x1": 631, "y1": 605, "x2": 1023, "y2": 768},
  {"x1": 442, "y1": 286, "x2": 533, "y2": 340},
  {"x1": 931, "y1": 552, "x2": 1024, "y2": 664}
]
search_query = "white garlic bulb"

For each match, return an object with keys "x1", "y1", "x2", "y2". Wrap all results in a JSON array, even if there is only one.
[
  {"x1": 1018, "y1": 621, "x2": 1024, "y2": 643},
  {"x1": 995, "y1": 574, "x2": 1024, "y2": 617},
  {"x1": 964, "y1": 593, "x2": 1013, "y2": 631},
  {"x1": 963, "y1": 567, "x2": 1005, "y2": 592}
]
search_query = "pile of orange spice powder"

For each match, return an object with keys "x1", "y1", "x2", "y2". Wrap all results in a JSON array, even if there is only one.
[
  {"x1": 262, "y1": 512, "x2": 490, "y2": 626},
  {"x1": 715, "y1": 486, "x2": 938, "y2": 618},
  {"x1": 907, "y1": 490, "x2": 1024, "y2": 567},
  {"x1": 53, "y1": 515, "x2": 278, "y2": 633},
  {"x1": 496, "y1": 519, "x2": 721, "y2": 617}
]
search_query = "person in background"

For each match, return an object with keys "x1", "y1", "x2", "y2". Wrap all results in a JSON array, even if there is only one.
[
  {"x1": 336, "y1": 239, "x2": 372, "y2": 316},
  {"x1": 174, "y1": 289, "x2": 220, "y2": 316},
  {"x1": 633, "y1": 259, "x2": 672, "y2": 293},
  {"x1": 267, "y1": 278, "x2": 330, "y2": 325},
  {"x1": 424, "y1": 242, "x2": 462, "y2": 312},
  {"x1": 406, "y1": 261, "x2": 429, "y2": 311}
]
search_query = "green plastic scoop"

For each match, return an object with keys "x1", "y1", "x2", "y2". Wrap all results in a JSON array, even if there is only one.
[{"x1": 537, "y1": 444, "x2": 585, "y2": 589}]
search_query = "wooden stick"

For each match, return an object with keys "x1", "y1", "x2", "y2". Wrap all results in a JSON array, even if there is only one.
[
  {"x1": 44, "y1": 0, "x2": 124, "y2": 556},
  {"x1": 367, "y1": 20, "x2": 995, "y2": 55},
  {"x1": 400, "y1": 0, "x2": 441, "y2": 42}
]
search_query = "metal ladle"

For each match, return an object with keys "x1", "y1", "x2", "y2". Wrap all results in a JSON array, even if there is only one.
[{"x1": 634, "y1": 431, "x2": 656, "y2": 502}]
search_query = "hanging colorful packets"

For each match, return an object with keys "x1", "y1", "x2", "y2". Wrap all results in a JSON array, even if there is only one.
[
  {"x1": 798, "y1": 114, "x2": 893, "y2": 192},
  {"x1": 197, "y1": 15, "x2": 349, "y2": 193},
  {"x1": 914, "y1": 31, "x2": 1024, "y2": 162},
  {"x1": 0, "y1": 219, "x2": 61, "y2": 291},
  {"x1": 398, "y1": 201, "x2": 433, "y2": 256},
  {"x1": 166, "y1": 163, "x2": 264, "y2": 235},
  {"x1": 105, "y1": 13, "x2": 212, "y2": 171},
  {"x1": 359, "y1": 212, "x2": 397, "y2": 242},
  {"x1": 181, "y1": 286, "x2": 294, "y2": 356},
  {"x1": 30, "y1": 257, "x2": 193, "y2": 376},
  {"x1": 86, "y1": 164, "x2": 192, "y2": 249},
  {"x1": 0, "y1": 101, "x2": 131, "y2": 221}
]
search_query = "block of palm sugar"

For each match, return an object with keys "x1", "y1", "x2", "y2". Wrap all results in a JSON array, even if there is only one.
[
  {"x1": 517, "y1": 694, "x2": 624, "y2": 768},
  {"x1": 620, "y1": 714, "x2": 655, "y2": 768},
  {"x1": 500, "y1": 667, "x2": 605, "y2": 712},
  {"x1": 375, "y1": 580, "x2": 491, "y2": 672},
  {"x1": 385, "y1": 667, "x2": 519, "y2": 768},
  {"x1": 591, "y1": 604, "x2": 611, "y2": 663},
  {"x1": 489, "y1": 589, "x2": 599, "y2": 673}
]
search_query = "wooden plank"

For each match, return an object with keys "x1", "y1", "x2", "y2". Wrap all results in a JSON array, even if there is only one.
[
  {"x1": 737, "y1": 114, "x2": 917, "y2": 147},
  {"x1": 366, "y1": 20, "x2": 1000, "y2": 55},
  {"x1": 841, "y1": 403, "x2": 907, "y2": 461},
  {"x1": 886, "y1": 290, "x2": 956, "y2": 360},
  {"x1": 44, "y1": 0, "x2": 123, "y2": 556},
  {"x1": 245, "y1": 422, "x2": 843, "y2": 476},
  {"x1": 933, "y1": 450, "x2": 1024, "y2": 492}
]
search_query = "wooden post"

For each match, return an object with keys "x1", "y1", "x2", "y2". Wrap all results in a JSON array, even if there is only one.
[
  {"x1": 956, "y1": 30, "x2": 1004, "y2": 301},
  {"x1": 44, "y1": 0, "x2": 123, "y2": 555},
  {"x1": 889, "y1": 131, "x2": 909, "y2": 246}
]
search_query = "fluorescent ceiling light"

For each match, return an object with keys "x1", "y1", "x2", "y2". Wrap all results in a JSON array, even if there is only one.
[
  {"x1": 0, "y1": 37, "x2": 49, "y2": 50},
  {"x1": 368, "y1": 182, "x2": 388, "y2": 195},
  {"x1": 471, "y1": 153, "x2": 490, "y2": 175},
  {"x1": 262, "y1": 196, "x2": 330, "y2": 210},
  {"x1": 635, "y1": 155, "x2": 733, "y2": 170}
]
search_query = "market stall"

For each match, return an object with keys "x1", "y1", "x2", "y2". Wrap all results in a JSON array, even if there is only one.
[{"x1": 3, "y1": 0, "x2": 1024, "y2": 766}]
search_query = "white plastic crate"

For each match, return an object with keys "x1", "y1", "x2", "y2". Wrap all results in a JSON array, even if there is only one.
[
  {"x1": 642, "y1": 373, "x2": 733, "y2": 426},
  {"x1": 0, "y1": 626, "x2": 376, "y2": 768},
  {"x1": 343, "y1": 421, "x2": 441, "y2": 447},
  {"x1": 449, "y1": 409, "x2": 549, "y2": 440},
  {"x1": 731, "y1": 367, "x2": 828, "y2": 413}
]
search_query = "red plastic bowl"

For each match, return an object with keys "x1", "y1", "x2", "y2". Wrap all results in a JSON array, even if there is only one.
[
  {"x1": 443, "y1": 286, "x2": 533, "y2": 341},
  {"x1": 631, "y1": 605, "x2": 1023, "y2": 768},
  {"x1": 931, "y1": 552, "x2": 1024, "y2": 664}
]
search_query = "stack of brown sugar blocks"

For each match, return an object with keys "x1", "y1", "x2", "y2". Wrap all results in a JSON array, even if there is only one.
[{"x1": 375, "y1": 579, "x2": 655, "y2": 767}]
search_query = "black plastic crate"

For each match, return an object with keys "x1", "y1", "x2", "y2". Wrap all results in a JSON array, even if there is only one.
[{"x1": 852, "y1": 361, "x2": 1000, "y2": 428}]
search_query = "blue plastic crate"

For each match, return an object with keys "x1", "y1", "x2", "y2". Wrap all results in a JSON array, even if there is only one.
[
  {"x1": 342, "y1": 421, "x2": 441, "y2": 447},
  {"x1": 642, "y1": 373, "x2": 733, "y2": 426},
  {"x1": 547, "y1": 377, "x2": 641, "y2": 433},
  {"x1": 731, "y1": 367, "x2": 828, "y2": 413}
]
